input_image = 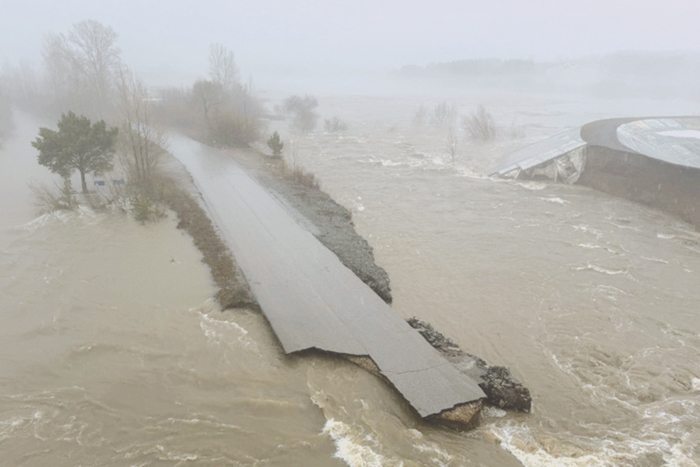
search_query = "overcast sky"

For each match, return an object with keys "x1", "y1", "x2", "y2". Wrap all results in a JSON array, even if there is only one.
[{"x1": 1, "y1": 0, "x2": 699, "y2": 87}]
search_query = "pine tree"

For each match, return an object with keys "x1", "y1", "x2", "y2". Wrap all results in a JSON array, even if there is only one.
[
  {"x1": 267, "y1": 131, "x2": 284, "y2": 157},
  {"x1": 32, "y1": 112, "x2": 118, "y2": 193}
]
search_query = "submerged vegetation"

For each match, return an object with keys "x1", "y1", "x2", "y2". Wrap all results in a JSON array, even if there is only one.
[
  {"x1": 323, "y1": 117, "x2": 348, "y2": 133},
  {"x1": 29, "y1": 178, "x2": 78, "y2": 213},
  {"x1": 283, "y1": 95, "x2": 319, "y2": 134},
  {"x1": 462, "y1": 104, "x2": 497, "y2": 141}
]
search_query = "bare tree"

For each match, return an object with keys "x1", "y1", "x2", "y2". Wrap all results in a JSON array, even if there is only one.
[
  {"x1": 430, "y1": 101, "x2": 457, "y2": 127},
  {"x1": 42, "y1": 20, "x2": 121, "y2": 118},
  {"x1": 68, "y1": 20, "x2": 121, "y2": 116},
  {"x1": 324, "y1": 117, "x2": 348, "y2": 133},
  {"x1": 192, "y1": 79, "x2": 225, "y2": 127},
  {"x1": 446, "y1": 123, "x2": 458, "y2": 164},
  {"x1": 284, "y1": 95, "x2": 319, "y2": 134},
  {"x1": 412, "y1": 104, "x2": 427, "y2": 126},
  {"x1": 208, "y1": 43, "x2": 240, "y2": 94},
  {"x1": 116, "y1": 66, "x2": 167, "y2": 184},
  {"x1": 42, "y1": 33, "x2": 84, "y2": 112},
  {"x1": 462, "y1": 105, "x2": 497, "y2": 141}
]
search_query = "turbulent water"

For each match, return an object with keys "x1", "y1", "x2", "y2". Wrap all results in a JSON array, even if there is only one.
[{"x1": 2, "y1": 91, "x2": 700, "y2": 467}]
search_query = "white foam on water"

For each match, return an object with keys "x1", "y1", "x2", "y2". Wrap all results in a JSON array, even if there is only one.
[
  {"x1": 692, "y1": 378, "x2": 700, "y2": 392},
  {"x1": 574, "y1": 243, "x2": 619, "y2": 255},
  {"x1": 539, "y1": 197, "x2": 569, "y2": 205},
  {"x1": 641, "y1": 256, "x2": 669, "y2": 264},
  {"x1": 577, "y1": 243, "x2": 598, "y2": 249},
  {"x1": 193, "y1": 303, "x2": 260, "y2": 354},
  {"x1": 481, "y1": 406, "x2": 507, "y2": 419},
  {"x1": 406, "y1": 429, "x2": 453, "y2": 466},
  {"x1": 0, "y1": 414, "x2": 35, "y2": 443},
  {"x1": 573, "y1": 264, "x2": 629, "y2": 276},
  {"x1": 488, "y1": 422, "x2": 698, "y2": 467},
  {"x1": 454, "y1": 166, "x2": 491, "y2": 180},
  {"x1": 322, "y1": 419, "x2": 402, "y2": 467},
  {"x1": 571, "y1": 224, "x2": 604, "y2": 240},
  {"x1": 608, "y1": 222, "x2": 641, "y2": 232},
  {"x1": 19, "y1": 206, "x2": 103, "y2": 233},
  {"x1": 666, "y1": 439, "x2": 700, "y2": 467},
  {"x1": 163, "y1": 416, "x2": 243, "y2": 432},
  {"x1": 516, "y1": 181, "x2": 548, "y2": 191},
  {"x1": 353, "y1": 201, "x2": 365, "y2": 212}
]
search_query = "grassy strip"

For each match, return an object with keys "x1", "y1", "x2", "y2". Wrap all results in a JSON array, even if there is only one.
[{"x1": 163, "y1": 185, "x2": 254, "y2": 309}]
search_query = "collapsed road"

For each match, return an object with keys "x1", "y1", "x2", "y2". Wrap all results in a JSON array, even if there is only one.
[{"x1": 169, "y1": 133, "x2": 486, "y2": 426}]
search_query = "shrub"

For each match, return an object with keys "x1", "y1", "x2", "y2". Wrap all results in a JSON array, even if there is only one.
[
  {"x1": 130, "y1": 191, "x2": 165, "y2": 223},
  {"x1": 283, "y1": 143, "x2": 319, "y2": 189},
  {"x1": 29, "y1": 178, "x2": 78, "y2": 213},
  {"x1": 462, "y1": 105, "x2": 497, "y2": 141},
  {"x1": 284, "y1": 162, "x2": 319, "y2": 189},
  {"x1": 209, "y1": 111, "x2": 262, "y2": 146},
  {"x1": 283, "y1": 95, "x2": 319, "y2": 134},
  {"x1": 324, "y1": 117, "x2": 348, "y2": 133},
  {"x1": 430, "y1": 101, "x2": 457, "y2": 127},
  {"x1": 267, "y1": 131, "x2": 284, "y2": 157}
]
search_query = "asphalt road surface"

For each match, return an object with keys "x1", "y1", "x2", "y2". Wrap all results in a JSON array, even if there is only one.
[{"x1": 169, "y1": 134, "x2": 485, "y2": 418}]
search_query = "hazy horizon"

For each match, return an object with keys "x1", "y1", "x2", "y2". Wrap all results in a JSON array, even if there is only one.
[{"x1": 2, "y1": 0, "x2": 699, "y2": 91}]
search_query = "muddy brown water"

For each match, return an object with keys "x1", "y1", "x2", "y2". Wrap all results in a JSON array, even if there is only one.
[{"x1": 2, "y1": 91, "x2": 700, "y2": 467}]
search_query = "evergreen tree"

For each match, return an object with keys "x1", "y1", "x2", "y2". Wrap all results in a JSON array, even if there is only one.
[
  {"x1": 32, "y1": 112, "x2": 118, "y2": 193},
  {"x1": 267, "y1": 131, "x2": 284, "y2": 157}
]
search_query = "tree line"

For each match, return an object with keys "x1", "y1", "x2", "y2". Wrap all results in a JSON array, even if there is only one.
[{"x1": 0, "y1": 20, "x2": 267, "y2": 207}]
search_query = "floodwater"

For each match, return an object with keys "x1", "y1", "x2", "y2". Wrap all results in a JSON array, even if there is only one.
[{"x1": 2, "y1": 89, "x2": 700, "y2": 467}]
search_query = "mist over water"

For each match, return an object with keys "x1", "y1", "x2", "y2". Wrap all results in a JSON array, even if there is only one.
[
  {"x1": 2, "y1": 1, "x2": 700, "y2": 465},
  {"x1": 3, "y1": 87, "x2": 700, "y2": 466}
]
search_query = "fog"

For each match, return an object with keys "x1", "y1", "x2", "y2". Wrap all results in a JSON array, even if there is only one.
[
  {"x1": 2, "y1": 0, "x2": 699, "y2": 91},
  {"x1": 3, "y1": 2, "x2": 700, "y2": 467}
]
